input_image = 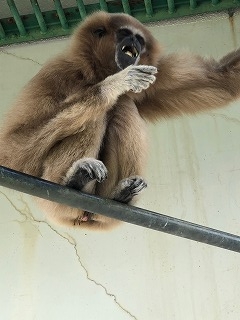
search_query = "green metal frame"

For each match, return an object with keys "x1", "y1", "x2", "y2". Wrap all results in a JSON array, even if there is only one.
[{"x1": 0, "y1": 0, "x2": 240, "y2": 46}]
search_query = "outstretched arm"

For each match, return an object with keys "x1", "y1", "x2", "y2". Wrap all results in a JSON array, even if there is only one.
[{"x1": 136, "y1": 49, "x2": 240, "y2": 121}]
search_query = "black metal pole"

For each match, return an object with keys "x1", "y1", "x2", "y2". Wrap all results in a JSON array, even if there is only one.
[{"x1": 0, "y1": 165, "x2": 240, "y2": 253}]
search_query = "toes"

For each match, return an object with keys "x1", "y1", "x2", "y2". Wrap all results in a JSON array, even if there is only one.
[
  {"x1": 129, "y1": 177, "x2": 147, "y2": 194},
  {"x1": 80, "y1": 161, "x2": 107, "y2": 182},
  {"x1": 79, "y1": 159, "x2": 107, "y2": 182},
  {"x1": 65, "y1": 158, "x2": 108, "y2": 190},
  {"x1": 113, "y1": 176, "x2": 147, "y2": 203},
  {"x1": 93, "y1": 161, "x2": 108, "y2": 182}
]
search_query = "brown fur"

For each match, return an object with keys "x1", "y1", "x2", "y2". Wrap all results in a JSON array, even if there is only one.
[{"x1": 0, "y1": 11, "x2": 240, "y2": 229}]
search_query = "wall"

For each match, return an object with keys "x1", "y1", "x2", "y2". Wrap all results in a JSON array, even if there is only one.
[{"x1": 1, "y1": 12, "x2": 240, "y2": 320}]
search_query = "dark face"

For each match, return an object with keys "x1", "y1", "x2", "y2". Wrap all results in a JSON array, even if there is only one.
[{"x1": 115, "y1": 27, "x2": 146, "y2": 69}]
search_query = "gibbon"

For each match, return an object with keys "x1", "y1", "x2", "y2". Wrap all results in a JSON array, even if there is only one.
[{"x1": 1, "y1": 11, "x2": 240, "y2": 229}]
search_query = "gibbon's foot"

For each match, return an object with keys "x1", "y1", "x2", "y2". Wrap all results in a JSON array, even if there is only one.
[
  {"x1": 122, "y1": 65, "x2": 157, "y2": 93},
  {"x1": 113, "y1": 176, "x2": 147, "y2": 203},
  {"x1": 64, "y1": 158, "x2": 108, "y2": 190}
]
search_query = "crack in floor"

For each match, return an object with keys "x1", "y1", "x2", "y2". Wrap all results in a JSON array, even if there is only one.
[
  {"x1": 0, "y1": 190, "x2": 43, "y2": 236},
  {"x1": 1, "y1": 191, "x2": 138, "y2": 320},
  {"x1": 65, "y1": 232, "x2": 138, "y2": 320},
  {"x1": 0, "y1": 50, "x2": 43, "y2": 66}
]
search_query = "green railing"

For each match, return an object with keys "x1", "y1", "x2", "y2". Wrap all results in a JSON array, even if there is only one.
[{"x1": 0, "y1": 0, "x2": 240, "y2": 46}]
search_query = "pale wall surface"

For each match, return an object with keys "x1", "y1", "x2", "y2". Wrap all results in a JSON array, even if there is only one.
[{"x1": 1, "y1": 12, "x2": 240, "y2": 320}]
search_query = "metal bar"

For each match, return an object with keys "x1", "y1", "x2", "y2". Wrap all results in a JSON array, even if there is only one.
[
  {"x1": 6, "y1": 0, "x2": 27, "y2": 36},
  {"x1": 1, "y1": 166, "x2": 240, "y2": 253},
  {"x1": 76, "y1": 0, "x2": 87, "y2": 19},
  {"x1": 190, "y1": 0, "x2": 197, "y2": 9},
  {"x1": 167, "y1": 0, "x2": 175, "y2": 14},
  {"x1": 53, "y1": 0, "x2": 69, "y2": 30},
  {"x1": 144, "y1": 0, "x2": 153, "y2": 16},
  {"x1": 121, "y1": 0, "x2": 131, "y2": 14},
  {"x1": 99, "y1": 0, "x2": 108, "y2": 11},
  {"x1": 0, "y1": 22, "x2": 6, "y2": 39},
  {"x1": 30, "y1": 0, "x2": 47, "y2": 33},
  {"x1": 2, "y1": 2, "x2": 240, "y2": 46}
]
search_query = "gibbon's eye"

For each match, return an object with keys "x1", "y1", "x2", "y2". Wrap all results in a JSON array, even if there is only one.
[{"x1": 93, "y1": 27, "x2": 107, "y2": 38}]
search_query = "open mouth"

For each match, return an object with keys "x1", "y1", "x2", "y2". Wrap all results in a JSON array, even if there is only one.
[{"x1": 121, "y1": 45, "x2": 139, "y2": 58}]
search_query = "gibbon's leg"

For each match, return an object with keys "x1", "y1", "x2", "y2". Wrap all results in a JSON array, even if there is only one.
[
  {"x1": 37, "y1": 123, "x2": 109, "y2": 227},
  {"x1": 38, "y1": 99, "x2": 146, "y2": 229},
  {"x1": 135, "y1": 50, "x2": 240, "y2": 120},
  {"x1": 93, "y1": 96, "x2": 148, "y2": 227}
]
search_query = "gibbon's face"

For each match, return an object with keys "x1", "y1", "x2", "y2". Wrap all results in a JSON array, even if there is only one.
[
  {"x1": 71, "y1": 12, "x2": 160, "y2": 76},
  {"x1": 114, "y1": 25, "x2": 145, "y2": 69}
]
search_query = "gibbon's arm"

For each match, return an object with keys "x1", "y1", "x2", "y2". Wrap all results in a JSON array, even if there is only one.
[{"x1": 136, "y1": 50, "x2": 240, "y2": 121}]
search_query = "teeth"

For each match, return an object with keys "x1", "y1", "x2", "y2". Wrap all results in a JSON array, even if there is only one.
[
  {"x1": 133, "y1": 47, "x2": 138, "y2": 57},
  {"x1": 125, "y1": 51, "x2": 133, "y2": 57},
  {"x1": 122, "y1": 45, "x2": 138, "y2": 58}
]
